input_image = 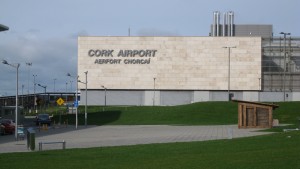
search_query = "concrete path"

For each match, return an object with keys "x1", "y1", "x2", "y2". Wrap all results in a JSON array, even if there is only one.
[{"x1": 0, "y1": 125, "x2": 272, "y2": 153}]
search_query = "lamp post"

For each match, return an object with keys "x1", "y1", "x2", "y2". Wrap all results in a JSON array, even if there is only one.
[
  {"x1": 2, "y1": 60, "x2": 19, "y2": 140},
  {"x1": 258, "y1": 78, "x2": 261, "y2": 102},
  {"x1": 33, "y1": 74, "x2": 37, "y2": 113},
  {"x1": 26, "y1": 63, "x2": 32, "y2": 112},
  {"x1": 37, "y1": 84, "x2": 47, "y2": 93},
  {"x1": 153, "y1": 77, "x2": 156, "y2": 106},
  {"x1": 223, "y1": 46, "x2": 236, "y2": 101},
  {"x1": 65, "y1": 82, "x2": 68, "y2": 103},
  {"x1": 101, "y1": 86, "x2": 107, "y2": 111},
  {"x1": 84, "y1": 71, "x2": 88, "y2": 126},
  {"x1": 37, "y1": 84, "x2": 47, "y2": 110},
  {"x1": 22, "y1": 84, "x2": 24, "y2": 106},
  {"x1": 26, "y1": 63, "x2": 32, "y2": 94},
  {"x1": 279, "y1": 32, "x2": 291, "y2": 102},
  {"x1": 78, "y1": 71, "x2": 88, "y2": 126},
  {"x1": 66, "y1": 82, "x2": 68, "y2": 92},
  {"x1": 67, "y1": 73, "x2": 79, "y2": 129},
  {"x1": 70, "y1": 80, "x2": 73, "y2": 92},
  {"x1": 53, "y1": 78, "x2": 57, "y2": 92}
]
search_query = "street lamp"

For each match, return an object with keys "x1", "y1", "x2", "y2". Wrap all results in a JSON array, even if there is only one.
[
  {"x1": 67, "y1": 73, "x2": 79, "y2": 129},
  {"x1": 26, "y1": 63, "x2": 32, "y2": 93},
  {"x1": 33, "y1": 74, "x2": 37, "y2": 113},
  {"x1": 53, "y1": 78, "x2": 57, "y2": 92},
  {"x1": 223, "y1": 46, "x2": 236, "y2": 101},
  {"x1": 37, "y1": 84, "x2": 47, "y2": 93},
  {"x1": 2, "y1": 59, "x2": 20, "y2": 140},
  {"x1": 65, "y1": 82, "x2": 68, "y2": 103},
  {"x1": 69, "y1": 80, "x2": 73, "y2": 92},
  {"x1": 0, "y1": 24, "x2": 9, "y2": 32},
  {"x1": 37, "y1": 83, "x2": 47, "y2": 110},
  {"x1": 22, "y1": 84, "x2": 24, "y2": 106},
  {"x1": 153, "y1": 77, "x2": 156, "y2": 106},
  {"x1": 279, "y1": 32, "x2": 291, "y2": 102},
  {"x1": 101, "y1": 85, "x2": 107, "y2": 111},
  {"x1": 78, "y1": 71, "x2": 88, "y2": 126},
  {"x1": 26, "y1": 63, "x2": 32, "y2": 111}
]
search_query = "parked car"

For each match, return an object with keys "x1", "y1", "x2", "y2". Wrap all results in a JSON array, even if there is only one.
[
  {"x1": 0, "y1": 123, "x2": 5, "y2": 135},
  {"x1": 0, "y1": 119, "x2": 15, "y2": 135},
  {"x1": 35, "y1": 114, "x2": 52, "y2": 126},
  {"x1": 0, "y1": 119, "x2": 15, "y2": 126}
]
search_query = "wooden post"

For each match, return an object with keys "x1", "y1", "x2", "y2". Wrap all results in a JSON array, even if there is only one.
[
  {"x1": 269, "y1": 107, "x2": 273, "y2": 128},
  {"x1": 253, "y1": 107, "x2": 257, "y2": 127},
  {"x1": 238, "y1": 104, "x2": 242, "y2": 128},
  {"x1": 243, "y1": 105, "x2": 247, "y2": 128}
]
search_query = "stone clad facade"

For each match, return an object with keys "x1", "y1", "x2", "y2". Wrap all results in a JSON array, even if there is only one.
[{"x1": 78, "y1": 36, "x2": 261, "y2": 91}]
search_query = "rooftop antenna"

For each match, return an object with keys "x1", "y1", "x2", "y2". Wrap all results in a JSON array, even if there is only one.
[{"x1": 128, "y1": 27, "x2": 131, "y2": 36}]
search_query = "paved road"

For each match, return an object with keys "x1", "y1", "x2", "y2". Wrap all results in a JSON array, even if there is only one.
[{"x1": 0, "y1": 124, "x2": 272, "y2": 153}]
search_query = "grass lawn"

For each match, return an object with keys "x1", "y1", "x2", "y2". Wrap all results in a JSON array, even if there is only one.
[
  {"x1": 53, "y1": 102, "x2": 239, "y2": 125},
  {"x1": 52, "y1": 101, "x2": 300, "y2": 127},
  {"x1": 1, "y1": 131, "x2": 299, "y2": 169},
  {"x1": 3, "y1": 101, "x2": 298, "y2": 168}
]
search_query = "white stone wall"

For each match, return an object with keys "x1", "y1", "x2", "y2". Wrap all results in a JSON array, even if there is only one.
[
  {"x1": 78, "y1": 36, "x2": 261, "y2": 91},
  {"x1": 292, "y1": 92, "x2": 300, "y2": 101},
  {"x1": 243, "y1": 91, "x2": 259, "y2": 101}
]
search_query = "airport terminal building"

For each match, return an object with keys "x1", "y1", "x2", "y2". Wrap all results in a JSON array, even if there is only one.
[
  {"x1": 78, "y1": 35, "x2": 300, "y2": 106},
  {"x1": 78, "y1": 12, "x2": 300, "y2": 106}
]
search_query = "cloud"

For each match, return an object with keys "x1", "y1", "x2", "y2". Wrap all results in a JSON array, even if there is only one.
[{"x1": 0, "y1": 31, "x2": 77, "y2": 95}]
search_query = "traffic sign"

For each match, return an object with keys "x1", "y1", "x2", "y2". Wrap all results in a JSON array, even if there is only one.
[
  {"x1": 56, "y1": 98, "x2": 65, "y2": 106},
  {"x1": 74, "y1": 100, "x2": 78, "y2": 107}
]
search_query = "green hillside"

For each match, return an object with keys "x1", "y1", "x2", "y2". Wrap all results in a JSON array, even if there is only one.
[{"x1": 52, "y1": 101, "x2": 300, "y2": 126}]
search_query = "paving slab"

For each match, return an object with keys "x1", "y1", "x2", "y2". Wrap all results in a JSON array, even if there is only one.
[{"x1": 0, "y1": 125, "x2": 272, "y2": 153}]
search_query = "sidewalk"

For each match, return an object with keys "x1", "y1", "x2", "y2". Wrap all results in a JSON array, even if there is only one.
[{"x1": 0, "y1": 125, "x2": 272, "y2": 153}]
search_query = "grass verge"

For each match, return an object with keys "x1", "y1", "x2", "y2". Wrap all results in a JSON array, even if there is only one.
[
  {"x1": 1, "y1": 131, "x2": 299, "y2": 169},
  {"x1": 54, "y1": 102, "x2": 239, "y2": 125}
]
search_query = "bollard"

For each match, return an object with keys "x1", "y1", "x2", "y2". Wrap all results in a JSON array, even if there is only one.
[
  {"x1": 27, "y1": 130, "x2": 30, "y2": 150},
  {"x1": 39, "y1": 142, "x2": 43, "y2": 151},
  {"x1": 27, "y1": 128, "x2": 35, "y2": 151},
  {"x1": 29, "y1": 130, "x2": 35, "y2": 150},
  {"x1": 63, "y1": 140, "x2": 66, "y2": 149}
]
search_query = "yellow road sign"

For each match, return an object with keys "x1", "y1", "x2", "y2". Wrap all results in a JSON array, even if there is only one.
[{"x1": 56, "y1": 98, "x2": 65, "y2": 106}]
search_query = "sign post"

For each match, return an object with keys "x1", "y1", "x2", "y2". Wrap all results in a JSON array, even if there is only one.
[{"x1": 56, "y1": 98, "x2": 65, "y2": 125}]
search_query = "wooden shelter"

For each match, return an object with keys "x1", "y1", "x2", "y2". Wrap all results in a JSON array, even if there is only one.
[{"x1": 233, "y1": 100, "x2": 279, "y2": 128}]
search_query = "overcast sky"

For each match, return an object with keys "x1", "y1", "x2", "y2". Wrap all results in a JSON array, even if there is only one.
[{"x1": 0, "y1": 0, "x2": 299, "y2": 96}]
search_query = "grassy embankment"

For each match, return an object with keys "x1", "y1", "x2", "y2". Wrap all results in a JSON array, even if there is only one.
[{"x1": 51, "y1": 101, "x2": 299, "y2": 128}]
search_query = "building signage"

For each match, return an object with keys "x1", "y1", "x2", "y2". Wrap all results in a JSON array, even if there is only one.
[{"x1": 88, "y1": 49, "x2": 157, "y2": 65}]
